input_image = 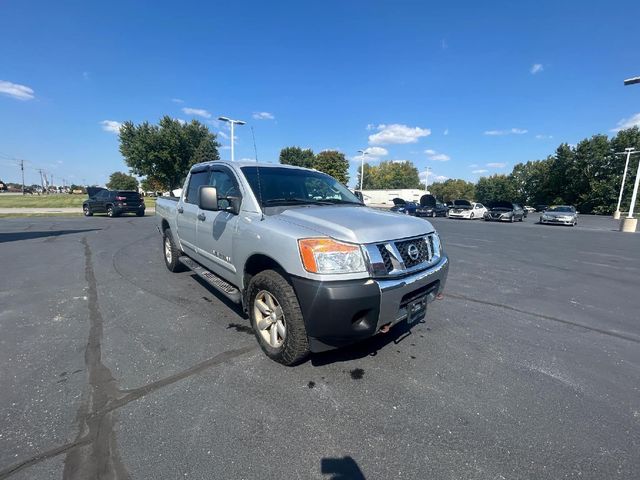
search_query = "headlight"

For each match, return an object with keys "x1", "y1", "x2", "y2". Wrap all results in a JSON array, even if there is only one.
[
  {"x1": 298, "y1": 238, "x2": 367, "y2": 274},
  {"x1": 542, "y1": 214, "x2": 552, "y2": 219}
]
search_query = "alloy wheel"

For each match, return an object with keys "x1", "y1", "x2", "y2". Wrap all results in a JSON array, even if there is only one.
[{"x1": 253, "y1": 290, "x2": 286, "y2": 348}]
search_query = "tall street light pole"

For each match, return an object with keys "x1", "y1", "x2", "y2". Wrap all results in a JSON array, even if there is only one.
[
  {"x1": 614, "y1": 148, "x2": 638, "y2": 219},
  {"x1": 357, "y1": 150, "x2": 368, "y2": 191},
  {"x1": 218, "y1": 116, "x2": 246, "y2": 162},
  {"x1": 424, "y1": 166, "x2": 432, "y2": 191},
  {"x1": 620, "y1": 75, "x2": 640, "y2": 232}
]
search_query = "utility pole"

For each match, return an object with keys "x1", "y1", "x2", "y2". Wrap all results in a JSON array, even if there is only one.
[
  {"x1": 19, "y1": 159, "x2": 25, "y2": 195},
  {"x1": 37, "y1": 168, "x2": 45, "y2": 194}
]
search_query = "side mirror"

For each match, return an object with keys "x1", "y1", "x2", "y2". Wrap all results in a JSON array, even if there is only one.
[{"x1": 199, "y1": 186, "x2": 218, "y2": 211}]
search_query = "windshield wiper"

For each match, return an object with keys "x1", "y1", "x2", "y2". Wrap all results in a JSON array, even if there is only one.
[
  {"x1": 314, "y1": 198, "x2": 363, "y2": 205},
  {"x1": 262, "y1": 198, "x2": 330, "y2": 206}
]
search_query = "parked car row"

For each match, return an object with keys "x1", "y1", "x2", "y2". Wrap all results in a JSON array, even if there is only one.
[{"x1": 390, "y1": 196, "x2": 578, "y2": 227}]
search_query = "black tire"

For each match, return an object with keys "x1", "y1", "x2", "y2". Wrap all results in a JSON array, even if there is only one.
[
  {"x1": 470, "y1": 212, "x2": 475, "y2": 219},
  {"x1": 163, "y1": 229, "x2": 185, "y2": 272},
  {"x1": 519, "y1": 216, "x2": 524, "y2": 222},
  {"x1": 247, "y1": 270, "x2": 310, "y2": 366},
  {"x1": 83, "y1": 204, "x2": 93, "y2": 217},
  {"x1": 107, "y1": 205, "x2": 117, "y2": 217},
  {"x1": 510, "y1": 215, "x2": 514, "y2": 223},
  {"x1": 431, "y1": 211, "x2": 436, "y2": 218},
  {"x1": 136, "y1": 210, "x2": 145, "y2": 217}
]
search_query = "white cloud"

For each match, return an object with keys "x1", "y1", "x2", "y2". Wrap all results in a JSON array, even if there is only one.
[
  {"x1": 611, "y1": 113, "x2": 640, "y2": 132},
  {"x1": 535, "y1": 134, "x2": 553, "y2": 139},
  {"x1": 530, "y1": 64, "x2": 544, "y2": 74},
  {"x1": 424, "y1": 149, "x2": 450, "y2": 161},
  {"x1": 484, "y1": 128, "x2": 528, "y2": 136},
  {"x1": 220, "y1": 145, "x2": 231, "y2": 150},
  {"x1": 182, "y1": 107, "x2": 211, "y2": 118},
  {"x1": 0, "y1": 80, "x2": 35, "y2": 100},
  {"x1": 100, "y1": 120, "x2": 122, "y2": 134},
  {"x1": 238, "y1": 157, "x2": 255, "y2": 162},
  {"x1": 252, "y1": 111, "x2": 274, "y2": 120},
  {"x1": 368, "y1": 124, "x2": 431, "y2": 145},
  {"x1": 172, "y1": 98, "x2": 184, "y2": 103},
  {"x1": 176, "y1": 118, "x2": 186, "y2": 125},
  {"x1": 217, "y1": 130, "x2": 229, "y2": 140},
  {"x1": 443, "y1": 128, "x2": 449, "y2": 136},
  {"x1": 366, "y1": 123, "x2": 376, "y2": 131},
  {"x1": 486, "y1": 162, "x2": 506, "y2": 168},
  {"x1": 472, "y1": 169, "x2": 489, "y2": 174},
  {"x1": 433, "y1": 175, "x2": 449, "y2": 182},
  {"x1": 391, "y1": 159, "x2": 409, "y2": 164},
  {"x1": 468, "y1": 164, "x2": 478, "y2": 168}
]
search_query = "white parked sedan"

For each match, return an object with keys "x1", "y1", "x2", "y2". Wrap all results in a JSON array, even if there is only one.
[{"x1": 448, "y1": 200, "x2": 487, "y2": 219}]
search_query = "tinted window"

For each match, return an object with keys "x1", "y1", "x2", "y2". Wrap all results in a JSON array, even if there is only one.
[
  {"x1": 185, "y1": 171, "x2": 210, "y2": 204},
  {"x1": 241, "y1": 167, "x2": 361, "y2": 206},
  {"x1": 117, "y1": 191, "x2": 141, "y2": 201},
  {"x1": 210, "y1": 169, "x2": 240, "y2": 198},
  {"x1": 96, "y1": 191, "x2": 108, "y2": 200}
]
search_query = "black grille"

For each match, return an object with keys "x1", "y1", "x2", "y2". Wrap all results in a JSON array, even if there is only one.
[
  {"x1": 377, "y1": 245, "x2": 393, "y2": 271},
  {"x1": 395, "y1": 237, "x2": 430, "y2": 268}
]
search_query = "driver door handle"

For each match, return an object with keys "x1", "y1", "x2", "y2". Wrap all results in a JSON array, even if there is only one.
[
  {"x1": 197, "y1": 213, "x2": 206, "y2": 221},
  {"x1": 177, "y1": 206, "x2": 184, "y2": 213}
]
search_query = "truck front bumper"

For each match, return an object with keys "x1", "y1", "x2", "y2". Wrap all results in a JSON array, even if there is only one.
[{"x1": 291, "y1": 256, "x2": 449, "y2": 352}]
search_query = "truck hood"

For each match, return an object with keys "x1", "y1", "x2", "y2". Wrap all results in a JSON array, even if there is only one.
[{"x1": 276, "y1": 206, "x2": 433, "y2": 244}]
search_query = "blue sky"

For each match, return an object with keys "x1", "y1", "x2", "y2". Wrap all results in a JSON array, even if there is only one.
[{"x1": 1, "y1": 0, "x2": 639, "y2": 188}]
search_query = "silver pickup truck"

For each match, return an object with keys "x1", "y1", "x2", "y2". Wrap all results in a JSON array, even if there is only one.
[{"x1": 156, "y1": 161, "x2": 449, "y2": 365}]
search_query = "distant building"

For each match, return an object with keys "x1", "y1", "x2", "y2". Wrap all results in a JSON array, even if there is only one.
[{"x1": 359, "y1": 189, "x2": 429, "y2": 206}]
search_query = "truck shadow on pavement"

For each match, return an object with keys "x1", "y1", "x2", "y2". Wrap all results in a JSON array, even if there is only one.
[
  {"x1": 0, "y1": 229, "x2": 101, "y2": 244},
  {"x1": 311, "y1": 320, "x2": 421, "y2": 366},
  {"x1": 321, "y1": 456, "x2": 366, "y2": 479},
  {"x1": 190, "y1": 274, "x2": 424, "y2": 368}
]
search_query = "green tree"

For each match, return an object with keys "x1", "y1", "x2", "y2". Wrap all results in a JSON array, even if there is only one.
[
  {"x1": 119, "y1": 116, "x2": 220, "y2": 190},
  {"x1": 279, "y1": 146, "x2": 315, "y2": 169},
  {"x1": 313, "y1": 150, "x2": 350, "y2": 184},
  {"x1": 475, "y1": 175, "x2": 518, "y2": 204},
  {"x1": 107, "y1": 171, "x2": 139, "y2": 191},
  {"x1": 358, "y1": 161, "x2": 422, "y2": 189},
  {"x1": 428, "y1": 179, "x2": 476, "y2": 201},
  {"x1": 140, "y1": 176, "x2": 166, "y2": 193}
]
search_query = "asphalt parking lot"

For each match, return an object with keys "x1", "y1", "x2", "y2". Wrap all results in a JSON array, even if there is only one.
[{"x1": 1, "y1": 213, "x2": 639, "y2": 480}]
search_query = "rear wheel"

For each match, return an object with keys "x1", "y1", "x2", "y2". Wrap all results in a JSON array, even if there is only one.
[
  {"x1": 163, "y1": 229, "x2": 185, "y2": 272},
  {"x1": 136, "y1": 210, "x2": 145, "y2": 217},
  {"x1": 83, "y1": 205, "x2": 92, "y2": 217},
  {"x1": 248, "y1": 270, "x2": 310, "y2": 366}
]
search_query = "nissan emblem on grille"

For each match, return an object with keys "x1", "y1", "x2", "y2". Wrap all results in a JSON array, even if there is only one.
[{"x1": 407, "y1": 244, "x2": 419, "y2": 261}]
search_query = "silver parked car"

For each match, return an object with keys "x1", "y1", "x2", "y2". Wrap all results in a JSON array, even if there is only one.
[{"x1": 539, "y1": 205, "x2": 578, "y2": 226}]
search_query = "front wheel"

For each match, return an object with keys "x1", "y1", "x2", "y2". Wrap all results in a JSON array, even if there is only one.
[
  {"x1": 248, "y1": 270, "x2": 310, "y2": 366},
  {"x1": 163, "y1": 230, "x2": 185, "y2": 272},
  {"x1": 83, "y1": 205, "x2": 93, "y2": 217},
  {"x1": 431, "y1": 211, "x2": 436, "y2": 218},
  {"x1": 510, "y1": 215, "x2": 515, "y2": 223}
]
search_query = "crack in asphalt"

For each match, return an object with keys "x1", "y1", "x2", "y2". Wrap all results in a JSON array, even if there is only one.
[
  {"x1": 61, "y1": 237, "x2": 130, "y2": 480},
  {"x1": 0, "y1": 235, "x2": 256, "y2": 479},
  {"x1": 447, "y1": 293, "x2": 640, "y2": 344}
]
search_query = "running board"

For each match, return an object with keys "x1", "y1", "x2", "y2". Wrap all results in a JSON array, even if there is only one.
[{"x1": 179, "y1": 256, "x2": 242, "y2": 303}]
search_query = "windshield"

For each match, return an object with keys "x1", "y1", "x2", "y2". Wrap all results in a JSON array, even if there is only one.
[
  {"x1": 548, "y1": 206, "x2": 575, "y2": 212},
  {"x1": 241, "y1": 166, "x2": 362, "y2": 207}
]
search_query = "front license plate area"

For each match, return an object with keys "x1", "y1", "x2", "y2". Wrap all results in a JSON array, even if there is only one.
[{"x1": 406, "y1": 296, "x2": 427, "y2": 325}]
